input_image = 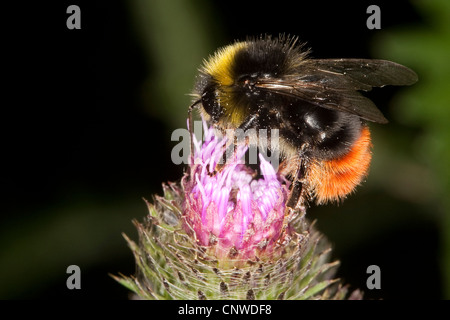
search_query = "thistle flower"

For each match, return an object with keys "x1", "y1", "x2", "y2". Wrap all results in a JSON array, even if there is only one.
[
  {"x1": 182, "y1": 121, "x2": 289, "y2": 267},
  {"x1": 113, "y1": 121, "x2": 362, "y2": 300}
]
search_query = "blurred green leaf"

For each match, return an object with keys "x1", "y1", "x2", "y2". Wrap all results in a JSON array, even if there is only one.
[
  {"x1": 372, "y1": 0, "x2": 450, "y2": 298},
  {"x1": 127, "y1": 0, "x2": 222, "y2": 130}
]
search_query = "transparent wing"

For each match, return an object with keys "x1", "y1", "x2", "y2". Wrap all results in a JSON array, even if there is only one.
[
  {"x1": 306, "y1": 59, "x2": 418, "y2": 89},
  {"x1": 256, "y1": 59, "x2": 418, "y2": 123}
]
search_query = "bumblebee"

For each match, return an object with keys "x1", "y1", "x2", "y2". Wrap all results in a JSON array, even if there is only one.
[{"x1": 189, "y1": 35, "x2": 417, "y2": 208}]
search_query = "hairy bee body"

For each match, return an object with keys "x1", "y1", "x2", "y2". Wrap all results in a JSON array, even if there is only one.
[{"x1": 192, "y1": 35, "x2": 417, "y2": 206}]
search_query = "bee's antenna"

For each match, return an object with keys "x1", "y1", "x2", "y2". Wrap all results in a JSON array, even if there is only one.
[{"x1": 188, "y1": 98, "x2": 202, "y2": 164}]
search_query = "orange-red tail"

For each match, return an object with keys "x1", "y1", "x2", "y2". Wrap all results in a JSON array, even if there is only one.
[{"x1": 308, "y1": 126, "x2": 373, "y2": 204}]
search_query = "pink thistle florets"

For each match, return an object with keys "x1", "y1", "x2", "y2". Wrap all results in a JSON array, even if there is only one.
[{"x1": 182, "y1": 121, "x2": 290, "y2": 265}]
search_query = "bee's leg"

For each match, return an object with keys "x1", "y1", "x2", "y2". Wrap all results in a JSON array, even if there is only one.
[
  {"x1": 286, "y1": 178, "x2": 301, "y2": 210},
  {"x1": 234, "y1": 113, "x2": 260, "y2": 151},
  {"x1": 237, "y1": 114, "x2": 259, "y2": 132},
  {"x1": 285, "y1": 164, "x2": 307, "y2": 213},
  {"x1": 222, "y1": 113, "x2": 260, "y2": 166},
  {"x1": 283, "y1": 145, "x2": 309, "y2": 215}
]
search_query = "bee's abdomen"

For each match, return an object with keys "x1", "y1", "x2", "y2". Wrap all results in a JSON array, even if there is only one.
[
  {"x1": 307, "y1": 126, "x2": 372, "y2": 204},
  {"x1": 277, "y1": 101, "x2": 362, "y2": 160}
]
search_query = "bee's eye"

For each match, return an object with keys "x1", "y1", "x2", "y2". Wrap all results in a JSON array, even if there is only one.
[{"x1": 201, "y1": 86, "x2": 223, "y2": 121}]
